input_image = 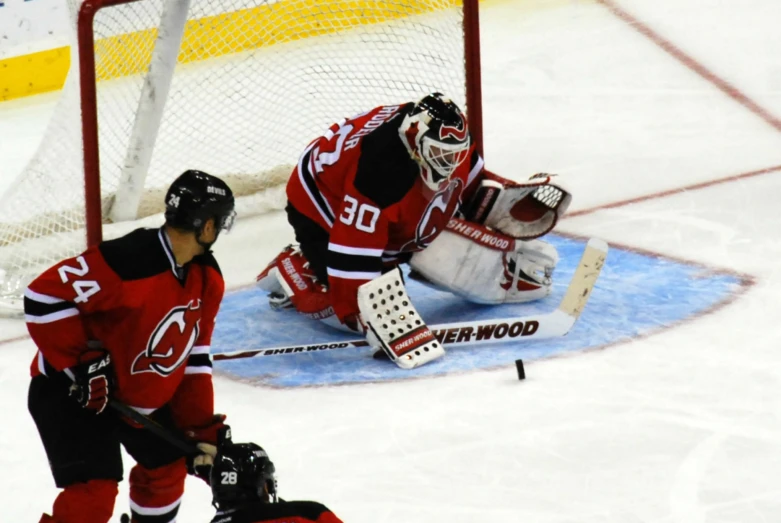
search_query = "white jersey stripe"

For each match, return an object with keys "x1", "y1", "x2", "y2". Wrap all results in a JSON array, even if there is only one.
[
  {"x1": 158, "y1": 229, "x2": 180, "y2": 279},
  {"x1": 327, "y1": 268, "x2": 382, "y2": 280},
  {"x1": 37, "y1": 351, "x2": 47, "y2": 376},
  {"x1": 190, "y1": 345, "x2": 211, "y2": 355},
  {"x1": 184, "y1": 366, "x2": 213, "y2": 375},
  {"x1": 467, "y1": 155, "x2": 485, "y2": 187},
  {"x1": 129, "y1": 496, "x2": 182, "y2": 516},
  {"x1": 328, "y1": 243, "x2": 384, "y2": 257},
  {"x1": 24, "y1": 288, "x2": 66, "y2": 304},
  {"x1": 297, "y1": 144, "x2": 335, "y2": 227},
  {"x1": 25, "y1": 308, "x2": 79, "y2": 324}
]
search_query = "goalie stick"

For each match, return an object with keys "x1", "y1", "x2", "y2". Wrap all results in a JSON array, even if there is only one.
[{"x1": 215, "y1": 238, "x2": 608, "y2": 362}]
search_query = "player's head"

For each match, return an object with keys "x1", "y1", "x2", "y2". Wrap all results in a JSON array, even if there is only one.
[
  {"x1": 400, "y1": 92, "x2": 471, "y2": 191},
  {"x1": 210, "y1": 440, "x2": 278, "y2": 509},
  {"x1": 164, "y1": 170, "x2": 236, "y2": 248}
]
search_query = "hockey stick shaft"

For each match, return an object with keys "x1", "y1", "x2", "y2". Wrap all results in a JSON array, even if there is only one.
[
  {"x1": 108, "y1": 399, "x2": 199, "y2": 455},
  {"x1": 214, "y1": 311, "x2": 556, "y2": 361},
  {"x1": 214, "y1": 238, "x2": 608, "y2": 362},
  {"x1": 66, "y1": 368, "x2": 199, "y2": 454}
]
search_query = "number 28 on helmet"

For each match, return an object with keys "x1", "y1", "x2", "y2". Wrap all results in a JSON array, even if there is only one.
[{"x1": 399, "y1": 92, "x2": 471, "y2": 191}]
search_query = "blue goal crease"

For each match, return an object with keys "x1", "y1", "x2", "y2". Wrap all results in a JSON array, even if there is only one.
[{"x1": 210, "y1": 235, "x2": 743, "y2": 387}]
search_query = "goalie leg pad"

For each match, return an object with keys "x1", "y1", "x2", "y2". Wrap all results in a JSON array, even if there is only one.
[
  {"x1": 409, "y1": 218, "x2": 558, "y2": 304},
  {"x1": 357, "y1": 269, "x2": 445, "y2": 369}
]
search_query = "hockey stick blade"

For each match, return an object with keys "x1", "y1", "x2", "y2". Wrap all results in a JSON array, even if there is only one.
[{"x1": 215, "y1": 238, "x2": 608, "y2": 361}]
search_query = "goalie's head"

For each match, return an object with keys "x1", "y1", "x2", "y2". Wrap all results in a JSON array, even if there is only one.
[
  {"x1": 210, "y1": 439, "x2": 278, "y2": 509},
  {"x1": 164, "y1": 170, "x2": 236, "y2": 235},
  {"x1": 400, "y1": 93, "x2": 471, "y2": 191}
]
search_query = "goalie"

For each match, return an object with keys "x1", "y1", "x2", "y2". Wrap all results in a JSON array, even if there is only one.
[{"x1": 257, "y1": 93, "x2": 571, "y2": 368}]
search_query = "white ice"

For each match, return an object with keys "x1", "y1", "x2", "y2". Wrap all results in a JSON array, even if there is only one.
[{"x1": 1, "y1": 0, "x2": 781, "y2": 521}]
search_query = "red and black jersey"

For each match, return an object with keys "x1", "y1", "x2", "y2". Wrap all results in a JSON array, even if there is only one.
[
  {"x1": 210, "y1": 500, "x2": 342, "y2": 523},
  {"x1": 286, "y1": 103, "x2": 486, "y2": 321},
  {"x1": 24, "y1": 227, "x2": 224, "y2": 429}
]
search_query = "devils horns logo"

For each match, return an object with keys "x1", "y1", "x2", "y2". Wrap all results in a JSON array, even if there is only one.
[
  {"x1": 132, "y1": 299, "x2": 201, "y2": 376},
  {"x1": 400, "y1": 179, "x2": 463, "y2": 252},
  {"x1": 439, "y1": 114, "x2": 468, "y2": 142}
]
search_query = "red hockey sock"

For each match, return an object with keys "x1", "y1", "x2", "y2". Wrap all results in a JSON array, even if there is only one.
[
  {"x1": 50, "y1": 479, "x2": 118, "y2": 523},
  {"x1": 128, "y1": 459, "x2": 186, "y2": 522}
]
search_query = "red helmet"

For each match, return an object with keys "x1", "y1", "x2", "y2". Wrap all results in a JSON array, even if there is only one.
[{"x1": 399, "y1": 93, "x2": 471, "y2": 191}]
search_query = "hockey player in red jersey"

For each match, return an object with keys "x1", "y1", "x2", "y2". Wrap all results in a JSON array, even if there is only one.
[
  {"x1": 257, "y1": 93, "x2": 572, "y2": 368},
  {"x1": 207, "y1": 432, "x2": 343, "y2": 523},
  {"x1": 27, "y1": 170, "x2": 236, "y2": 523}
]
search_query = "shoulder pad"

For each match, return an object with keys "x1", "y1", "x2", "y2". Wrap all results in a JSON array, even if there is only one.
[
  {"x1": 99, "y1": 228, "x2": 171, "y2": 281},
  {"x1": 354, "y1": 109, "x2": 420, "y2": 208}
]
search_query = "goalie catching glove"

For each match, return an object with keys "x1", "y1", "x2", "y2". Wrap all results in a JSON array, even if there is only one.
[{"x1": 465, "y1": 172, "x2": 572, "y2": 239}]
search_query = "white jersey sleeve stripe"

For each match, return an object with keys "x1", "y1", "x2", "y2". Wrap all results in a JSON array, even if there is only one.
[
  {"x1": 297, "y1": 143, "x2": 336, "y2": 227},
  {"x1": 190, "y1": 345, "x2": 210, "y2": 355},
  {"x1": 328, "y1": 243, "x2": 385, "y2": 257},
  {"x1": 184, "y1": 366, "x2": 213, "y2": 375},
  {"x1": 24, "y1": 288, "x2": 66, "y2": 304},
  {"x1": 327, "y1": 268, "x2": 382, "y2": 280},
  {"x1": 25, "y1": 308, "x2": 80, "y2": 324}
]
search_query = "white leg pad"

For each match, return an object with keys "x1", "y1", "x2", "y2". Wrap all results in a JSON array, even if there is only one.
[{"x1": 357, "y1": 269, "x2": 445, "y2": 370}]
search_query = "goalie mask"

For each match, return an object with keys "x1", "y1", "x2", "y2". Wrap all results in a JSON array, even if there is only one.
[{"x1": 400, "y1": 93, "x2": 471, "y2": 191}]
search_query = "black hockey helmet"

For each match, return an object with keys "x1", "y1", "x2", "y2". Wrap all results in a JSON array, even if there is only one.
[
  {"x1": 164, "y1": 170, "x2": 236, "y2": 233},
  {"x1": 399, "y1": 92, "x2": 471, "y2": 191},
  {"x1": 210, "y1": 438, "x2": 278, "y2": 509}
]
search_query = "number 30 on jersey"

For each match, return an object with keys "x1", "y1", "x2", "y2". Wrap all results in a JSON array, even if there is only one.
[{"x1": 339, "y1": 195, "x2": 380, "y2": 233}]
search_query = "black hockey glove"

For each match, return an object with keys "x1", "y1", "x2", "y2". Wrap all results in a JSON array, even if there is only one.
[{"x1": 68, "y1": 350, "x2": 114, "y2": 414}]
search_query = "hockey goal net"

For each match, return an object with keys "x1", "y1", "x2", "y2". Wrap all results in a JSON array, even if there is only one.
[{"x1": 0, "y1": 0, "x2": 482, "y2": 309}]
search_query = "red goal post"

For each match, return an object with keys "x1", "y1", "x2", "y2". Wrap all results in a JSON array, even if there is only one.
[{"x1": 0, "y1": 0, "x2": 484, "y2": 309}]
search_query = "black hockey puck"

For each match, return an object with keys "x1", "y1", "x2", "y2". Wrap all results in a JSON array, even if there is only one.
[{"x1": 515, "y1": 359, "x2": 525, "y2": 380}]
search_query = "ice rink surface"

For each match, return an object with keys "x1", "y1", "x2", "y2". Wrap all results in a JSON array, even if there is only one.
[{"x1": 2, "y1": 0, "x2": 781, "y2": 521}]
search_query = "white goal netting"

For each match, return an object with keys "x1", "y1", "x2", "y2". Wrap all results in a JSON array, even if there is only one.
[{"x1": 0, "y1": 0, "x2": 471, "y2": 308}]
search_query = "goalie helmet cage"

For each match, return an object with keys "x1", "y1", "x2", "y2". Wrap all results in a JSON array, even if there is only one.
[{"x1": 0, "y1": 0, "x2": 484, "y2": 309}]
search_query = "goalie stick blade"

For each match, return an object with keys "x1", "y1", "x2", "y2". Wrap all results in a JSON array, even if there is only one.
[
  {"x1": 425, "y1": 237, "x2": 608, "y2": 344},
  {"x1": 557, "y1": 238, "x2": 608, "y2": 321},
  {"x1": 528, "y1": 238, "x2": 609, "y2": 339},
  {"x1": 213, "y1": 238, "x2": 608, "y2": 361}
]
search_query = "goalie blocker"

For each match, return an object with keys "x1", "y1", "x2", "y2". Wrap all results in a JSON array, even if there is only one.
[{"x1": 357, "y1": 268, "x2": 445, "y2": 369}]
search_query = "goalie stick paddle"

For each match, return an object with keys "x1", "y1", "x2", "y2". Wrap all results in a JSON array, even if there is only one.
[{"x1": 215, "y1": 238, "x2": 608, "y2": 362}]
